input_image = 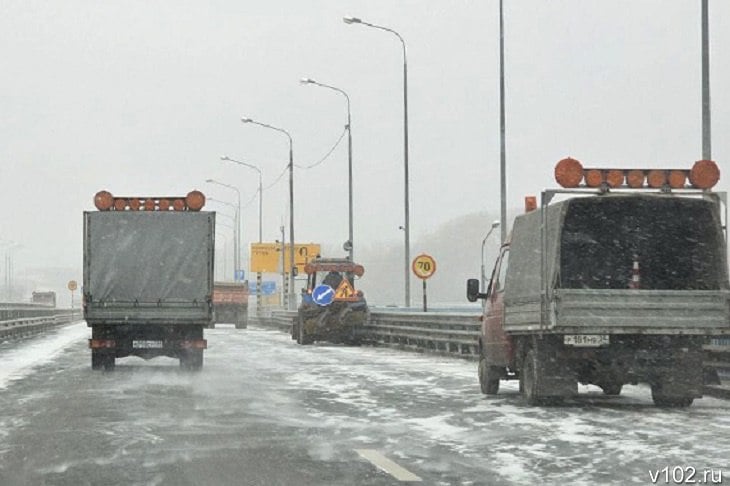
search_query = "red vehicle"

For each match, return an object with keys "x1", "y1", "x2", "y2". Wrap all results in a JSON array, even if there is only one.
[
  {"x1": 467, "y1": 159, "x2": 730, "y2": 407},
  {"x1": 212, "y1": 282, "x2": 249, "y2": 329}
]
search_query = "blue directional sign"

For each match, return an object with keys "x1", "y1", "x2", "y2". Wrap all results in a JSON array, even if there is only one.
[
  {"x1": 311, "y1": 284, "x2": 335, "y2": 306},
  {"x1": 249, "y1": 281, "x2": 277, "y2": 296}
]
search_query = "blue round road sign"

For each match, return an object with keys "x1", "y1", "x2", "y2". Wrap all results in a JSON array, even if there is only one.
[{"x1": 311, "y1": 284, "x2": 335, "y2": 306}]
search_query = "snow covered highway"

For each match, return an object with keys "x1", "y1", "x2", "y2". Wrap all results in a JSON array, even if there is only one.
[{"x1": 0, "y1": 322, "x2": 728, "y2": 485}]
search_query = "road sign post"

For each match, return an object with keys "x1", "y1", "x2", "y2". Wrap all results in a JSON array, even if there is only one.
[
  {"x1": 68, "y1": 280, "x2": 78, "y2": 316},
  {"x1": 411, "y1": 254, "x2": 436, "y2": 312}
]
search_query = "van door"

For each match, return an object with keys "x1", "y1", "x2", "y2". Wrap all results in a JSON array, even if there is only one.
[{"x1": 484, "y1": 246, "x2": 513, "y2": 367}]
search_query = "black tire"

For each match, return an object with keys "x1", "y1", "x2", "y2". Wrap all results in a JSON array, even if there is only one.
[
  {"x1": 478, "y1": 357, "x2": 500, "y2": 395},
  {"x1": 297, "y1": 318, "x2": 313, "y2": 345},
  {"x1": 601, "y1": 382, "x2": 623, "y2": 396},
  {"x1": 92, "y1": 352, "x2": 114, "y2": 371},
  {"x1": 180, "y1": 350, "x2": 203, "y2": 371},
  {"x1": 291, "y1": 318, "x2": 298, "y2": 340},
  {"x1": 651, "y1": 382, "x2": 694, "y2": 408},
  {"x1": 91, "y1": 351, "x2": 104, "y2": 370},
  {"x1": 521, "y1": 349, "x2": 540, "y2": 405}
]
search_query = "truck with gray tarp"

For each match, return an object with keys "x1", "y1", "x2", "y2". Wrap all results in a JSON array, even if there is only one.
[
  {"x1": 84, "y1": 190, "x2": 214, "y2": 370},
  {"x1": 468, "y1": 158, "x2": 730, "y2": 407}
]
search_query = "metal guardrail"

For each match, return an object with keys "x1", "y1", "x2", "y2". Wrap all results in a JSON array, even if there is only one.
[
  {"x1": 0, "y1": 311, "x2": 81, "y2": 340},
  {"x1": 363, "y1": 311, "x2": 480, "y2": 356},
  {"x1": 253, "y1": 308, "x2": 730, "y2": 399}
]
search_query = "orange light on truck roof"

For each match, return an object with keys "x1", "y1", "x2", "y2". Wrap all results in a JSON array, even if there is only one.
[
  {"x1": 584, "y1": 169, "x2": 603, "y2": 188},
  {"x1": 186, "y1": 190, "x2": 206, "y2": 211},
  {"x1": 554, "y1": 158, "x2": 583, "y2": 188},
  {"x1": 94, "y1": 191, "x2": 114, "y2": 211},
  {"x1": 668, "y1": 170, "x2": 687, "y2": 189},
  {"x1": 646, "y1": 170, "x2": 666, "y2": 189},
  {"x1": 553, "y1": 159, "x2": 720, "y2": 190},
  {"x1": 524, "y1": 196, "x2": 537, "y2": 212},
  {"x1": 605, "y1": 170, "x2": 624, "y2": 188},
  {"x1": 689, "y1": 160, "x2": 720, "y2": 189},
  {"x1": 93, "y1": 190, "x2": 207, "y2": 211}
]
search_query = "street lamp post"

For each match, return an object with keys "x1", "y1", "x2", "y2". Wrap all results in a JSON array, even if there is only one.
[
  {"x1": 344, "y1": 15, "x2": 411, "y2": 307},
  {"x1": 221, "y1": 155, "x2": 264, "y2": 315},
  {"x1": 206, "y1": 181, "x2": 242, "y2": 281},
  {"x1": 220, "y1": 156, "x2": 263, "y2": 243},
  {"x1": 300, "y1": 77, "x2": 354, "y2": 261},
  {"x1": 701, "y1": 0, "x2": 711, "y2": 160},
  {"x1": 480, "y1": 220, "x2": 501, "y2": 291},
  {"x1": 499, "y1": 0, "x2": 507, "y2": 245},
  {"x1": 241, "y1": 117, "x2": 296, "y2": 310},
  {"x1": 215, "y1": 220, "x2": 236, "y2": 280}
]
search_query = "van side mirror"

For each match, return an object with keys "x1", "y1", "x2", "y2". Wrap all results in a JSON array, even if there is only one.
[{"x1": 466, "y1": 278, "x2": 488, "y2": 302}]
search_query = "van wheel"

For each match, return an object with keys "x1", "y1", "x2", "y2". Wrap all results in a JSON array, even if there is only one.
[
  {"x1": 478, "y1": 357, "x2": 500, "y2": 395},
  {"x1": 521, "y1": 349, "x2": 542, "y2": 405}
]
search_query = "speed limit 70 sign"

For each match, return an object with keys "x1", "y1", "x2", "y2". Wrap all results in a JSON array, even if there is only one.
[{"x1": 412, "y1": 254, "x2": 436, "y2": 280}]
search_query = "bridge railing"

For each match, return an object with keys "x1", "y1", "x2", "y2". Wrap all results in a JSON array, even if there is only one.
[{"x1": 0, "y1": 311, "x2": 82, "y2": 339}]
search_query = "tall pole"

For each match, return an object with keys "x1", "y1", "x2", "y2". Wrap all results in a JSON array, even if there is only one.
[
  {"x1": 300, "y1": 79, "x2": 354, "y2": 261},
  {"x1": 499, "y1": 0, "x2": 507, "y2": 244},
  {"x1": 221, "y1": 156, "x2": 263, "y2": 243},
  {"x1": 701, "y1": 0, "x2": 711, "y2": 160},
  {"x1": 206, "y1": 183, "x2": 242, "y2": 280},
  {"x1": 402, "y1": 39, "x2": 411, "y2": 307},
  {"x1": 343, "y1": 16, "x2": 410, "y2": 307},
  {"x1": 287, "y1": 140, "x2": 295, "y2": 309},
  {"x1": 241, "y1": 118, "x2": 295, "y2": 309}
]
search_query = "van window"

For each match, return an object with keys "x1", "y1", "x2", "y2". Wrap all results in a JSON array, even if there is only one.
[
  {"x1": 559, "y1": 196, "x2": 727, "y2": 290},
  {"x1": 495, "y1": 249, "x2": 510, "y2": 293}
]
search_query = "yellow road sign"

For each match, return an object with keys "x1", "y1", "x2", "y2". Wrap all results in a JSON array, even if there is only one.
[
  {"x1": 250, "y1": 243, "x2": 321, "y2": 274},
  {"x1": 67, "y1": 280, "x2": 78, "y2": 291},
  {"x1": 250, "y1": 243, "x2": 281, "y2": 273},
  {"x1": 412, "y1": 254, "x2": 437, "y2": 280},
  {"x1": 334, "y1": 279, "x2": 358, "y2": 301},
  {"x1": 284, "y1": 244, "x2": 321, "y2": 275}
]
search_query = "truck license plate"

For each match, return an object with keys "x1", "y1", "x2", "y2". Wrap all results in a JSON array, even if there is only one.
[
  {"x1": 132, "y1": 340, "x2": 163, "y2": 349},
  {"x1": 563, "y1": 335, "x2": 609, "y2": 347}
]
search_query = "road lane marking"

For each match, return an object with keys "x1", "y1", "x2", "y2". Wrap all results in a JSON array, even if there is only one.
[{"x1": 354, "y1": 449, "x2": 422, "y2": 482}]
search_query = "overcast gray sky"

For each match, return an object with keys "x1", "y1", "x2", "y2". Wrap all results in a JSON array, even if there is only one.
[{"x1": 2, "y1": 0, "x2": 728, "y2": 288}]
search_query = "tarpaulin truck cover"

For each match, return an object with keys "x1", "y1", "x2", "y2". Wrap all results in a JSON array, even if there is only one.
[{"x1": 83, "y1": 211, "x2": 215, "y2": 324}]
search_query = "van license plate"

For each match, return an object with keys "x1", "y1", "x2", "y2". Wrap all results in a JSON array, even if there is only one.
[
  {"x1": 132, "y1": 340, "x2": 163, "y2": 349},
  {"x1": 563, "y1": 335, "x2": 609, "y2": 347}
]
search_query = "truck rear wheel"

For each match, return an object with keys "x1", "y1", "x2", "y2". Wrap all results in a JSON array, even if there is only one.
[
  {"x1": 478, "y1": 357, "x2": 500, "y2": 395},
  {"x1": 91, "y1": 351, "x2": 114, "y2": 371},
  {"x1": 180, "y1": 350, "x2": 203, "y2": 371},
  {"x1": 651, "y1": 380, "x2": 694, "y2": 407},
  {"x1": 600, "y1": 382, "x2": 623, "y2": 396}
]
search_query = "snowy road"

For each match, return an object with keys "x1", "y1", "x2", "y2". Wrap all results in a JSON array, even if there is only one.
[{"x1": 0, "y1": 323, "x2": 729, "y2": 485}]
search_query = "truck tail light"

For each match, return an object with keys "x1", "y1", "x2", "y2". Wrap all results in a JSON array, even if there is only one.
[
  {"x1": 89, "y1": 339, "x2": 116, "y2": 349},
  {"x1": 180, "y1": 339, "x2": 207, "y2": 349}
]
